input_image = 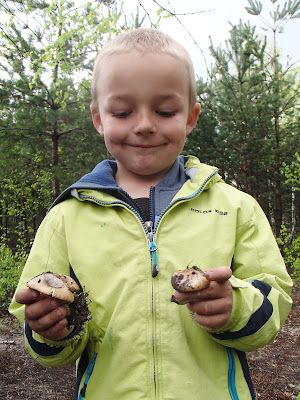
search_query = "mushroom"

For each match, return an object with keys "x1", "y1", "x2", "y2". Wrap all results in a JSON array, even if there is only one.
[
  {"x1": 170, "y1": 266, "x2": 209, "y2": 305},
  {"x1": 27, "y1": 272, "x2": 91, "y2": 326},
  {"x1": 27, "y1": 272, "x2": 79, "y2": 303}
]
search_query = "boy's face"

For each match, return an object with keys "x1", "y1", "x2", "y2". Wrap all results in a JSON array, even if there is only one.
[{"x1": 92, "y1": 51, "x2": 200, "y2": 183}]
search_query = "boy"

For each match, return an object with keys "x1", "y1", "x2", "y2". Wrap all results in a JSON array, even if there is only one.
[{"x1": 10, "y1": 28, "x2": 292, "y2": 399}]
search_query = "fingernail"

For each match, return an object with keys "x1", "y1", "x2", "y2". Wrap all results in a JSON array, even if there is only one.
[
  {"x1": 50, "y1": 299, "x2": 59, "y2": 308},
  {"x1": 56, "y1": 308, "x2": 63, "y2": 317},
  {"x1": 30, "y1": 290, "x2": 38, "y2": 299},
  {"x1": 174, "y1": 291, "x2": 183, "y2": 299},
  {"x1": 58, "y1": 319, "x2": 66, "y2": 327},
  {"x1": 206, "y1": 271, "x2": 213, "y2": 280}
]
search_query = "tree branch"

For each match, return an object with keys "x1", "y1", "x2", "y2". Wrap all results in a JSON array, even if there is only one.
[
  {"x1": 152, "y1": 0, "x2": 214, "y2": 16},
  {"x1": 149, "y1": 0, "x2": 212, "y2": 76}
]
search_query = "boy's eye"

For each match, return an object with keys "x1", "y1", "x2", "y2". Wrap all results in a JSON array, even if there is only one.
[
  {"x1": 157, "y1": 110, "x2": 176, "y2": 117},
  {"x1": 112, "y1": 111, "x2": 131, "y2": 118}
]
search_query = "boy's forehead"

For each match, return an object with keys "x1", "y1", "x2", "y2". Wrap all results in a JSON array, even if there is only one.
[
  {"x1": 100, "y1": 52, "x2": 189, "y2": 83},
  {"x1": 92, "y1": 50, "x2": 194, "y2": 109},
  {"x1": 97, "y1": 55, "x2": 189, "y2": 101}
]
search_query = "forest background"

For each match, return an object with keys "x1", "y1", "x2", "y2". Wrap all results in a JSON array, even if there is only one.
[{"x1": 0, "y1": 0, "x2": 299, "y2": 311}]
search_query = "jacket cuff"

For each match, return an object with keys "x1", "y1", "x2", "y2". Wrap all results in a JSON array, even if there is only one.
[
  {"x1": 25, "y1": 320, "x2": 64, "y2": 356},
  {"x1": 43, "y1": 324, "x2": 86, "y2": 348},
  {"x1": 212, "y1": 280, "x2": 273, "y2": 340},
  {"x1": 25, "y1": 319, "x2": 86, "y2": 354}
]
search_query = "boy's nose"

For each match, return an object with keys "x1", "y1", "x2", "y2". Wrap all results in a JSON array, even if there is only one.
[{"x1": 134, "y1": 110, "x2": 156, "y2": 134}]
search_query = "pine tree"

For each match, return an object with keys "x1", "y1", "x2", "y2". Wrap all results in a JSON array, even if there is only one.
[
  {"x1": 188, "y1": 20, "x2": 299, "y2": 235},
  {"x1": 0, "y1": 0, "x2": 121, "y2": 247},
  {"x1": 0, "y1": 0, "x2": 121, "y2": 198},
  {"x1": 245, "y1": 0, "x2": 300, "y2": 235}
]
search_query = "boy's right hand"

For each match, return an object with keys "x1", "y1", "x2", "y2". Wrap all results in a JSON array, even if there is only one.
[{"x1": 15, "y1": 289, "x2": 74, "y2": 341}]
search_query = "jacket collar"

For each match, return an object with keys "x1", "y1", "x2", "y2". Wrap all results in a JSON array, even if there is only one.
[{"x1": 49, "y1": 156, "x2": 221, "y2": 210}]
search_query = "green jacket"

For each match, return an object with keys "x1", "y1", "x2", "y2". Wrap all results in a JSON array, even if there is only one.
[{"x1": 10, "y1": 156, "x2": 292, "y2": 400}]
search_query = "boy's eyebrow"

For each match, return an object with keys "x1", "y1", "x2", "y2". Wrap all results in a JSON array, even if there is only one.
[{"x1": 106, "y1": 94, "x2": 183, "y2": 103}]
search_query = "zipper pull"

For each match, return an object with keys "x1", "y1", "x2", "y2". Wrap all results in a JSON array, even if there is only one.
[{"x1": 145, "y1": 221, "x2": 159, "y2": 278}]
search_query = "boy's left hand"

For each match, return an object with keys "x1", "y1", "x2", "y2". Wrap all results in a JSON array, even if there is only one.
[{"x1": 173, "y1": 266, "x2": 233, "y2": 329}]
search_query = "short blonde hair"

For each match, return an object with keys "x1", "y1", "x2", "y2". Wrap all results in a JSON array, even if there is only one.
[{"x1": 91, "y1": 28, "x2": 197, "y2": 111}]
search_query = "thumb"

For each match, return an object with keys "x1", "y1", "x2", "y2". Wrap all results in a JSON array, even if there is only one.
[
  {"x1": 205, "y1": 266, "x2": 232, "y2": 283},
  {"x1": 15, "y1": 288, "x2": 39, "y2": 305}
]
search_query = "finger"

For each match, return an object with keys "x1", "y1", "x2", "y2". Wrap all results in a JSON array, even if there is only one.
[
  {"x1": 192, "y1": 312, "x2": 231, "y2": 329},
  {"x1": 172, "y1": 290, "x2": 200, "y2": 304},
  {"x1": 173, "y1": 281, "x2": 223, "y2": 303},
  {"x1": 39, "y1": 322, "x2": 74, "y2": 341},
  {"x1": 15, "y1": 288, "x2": 39, "y2": 305},
  {"x1": 205, "y1": 266, "x2": 232, "y2": 283},
  {"x1": 172, "y1": 287, "x2": 213, "y2": 303},
  {"x1": 27, "y1": 305, "x2": 67, "y2": 334},
  {"x1": 187, "y1": 296, "x2": 232, "y2": 316},
  {"x1": 25, "y1": 297, "x2": 62, "y2": 321}
]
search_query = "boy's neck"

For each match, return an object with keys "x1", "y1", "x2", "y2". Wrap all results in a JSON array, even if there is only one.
[{"x1": 115, "y1": 167, "x2": 172, "y2": 199}]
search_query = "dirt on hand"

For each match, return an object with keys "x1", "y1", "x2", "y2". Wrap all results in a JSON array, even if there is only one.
[{"x1": 0, "y1": 289, "x2": 299, "y2": 400}]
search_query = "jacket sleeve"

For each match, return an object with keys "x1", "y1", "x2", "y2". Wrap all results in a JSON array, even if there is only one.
[
  {"x1": 207, "y1": 196, "x2": 293, "y2": 352},
  {"x1": 9, "y1": 203, "x2": 89, "y2": 367}
]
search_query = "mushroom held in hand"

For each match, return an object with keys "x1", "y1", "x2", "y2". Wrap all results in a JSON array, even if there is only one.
[
  {"x1": 170, "y1": 266, "x2": 209, "y2": 305},
  {"x1": 27, "y1": 272, "x2": 79, "y2": 302},
  {"x1": 27, "y1": 272, "x2": 91, "y2": 326}
]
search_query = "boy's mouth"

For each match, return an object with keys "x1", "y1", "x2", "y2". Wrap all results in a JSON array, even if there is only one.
[{"x1": 126, "y1": 143, "x2": 166, "y2": 149}]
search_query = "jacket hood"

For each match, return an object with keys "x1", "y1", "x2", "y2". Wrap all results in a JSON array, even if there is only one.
[
  {"x1": 50, "y1": 155, "x2": 222, "y2": 209},
  {"x1": 184, "y1": 155, "x2": 222, "y2": 191}
]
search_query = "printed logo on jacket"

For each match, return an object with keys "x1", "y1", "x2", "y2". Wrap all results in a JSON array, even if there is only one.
[{"x1": 190, "y1": 208, "x2": 228, "y2": 216}]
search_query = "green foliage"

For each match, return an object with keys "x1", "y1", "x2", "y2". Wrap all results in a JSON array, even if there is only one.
[
  {"x1": 246, "y1": 0, "x2": 300, "y2": 24},
  {"x1": 0, "y1": 239, "x2": 26, "y2": 312},
  {"x1": 192, "y1": 22, "x2": 272, "y2": 193},
  {"x1": 0, "y1": 152, "x2": 53, "y2": 250},
  {"x1": 0, "y1": 0, "x2": 122, "y2": 198},
  {"x1": 190, "y1": 18, "x2": 299, "y2": 236},
  {"x1": 0, "y1": 0, "x2": 124, "y2": 249},
  {"x1": 282, "y1": 152, "x2": 300, "y2": 190},
  {"x1": 245, "y1": 0, "x2": 263, "y2": 16},
  {"x1": 277, "y1": 226, "x2": 300, "y2": 283}
]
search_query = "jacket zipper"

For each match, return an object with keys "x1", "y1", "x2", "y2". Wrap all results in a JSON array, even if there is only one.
[
  {"x1": 145, "y1": 221, "x2": 159, "y2": 278},
  {"x1": 145, "y1": 220, "x2": 158, "y2": 398}
]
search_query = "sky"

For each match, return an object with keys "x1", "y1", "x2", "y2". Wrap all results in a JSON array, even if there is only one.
[{"x1": 120, "y1": 0, "x2": 300, "y2": 79}]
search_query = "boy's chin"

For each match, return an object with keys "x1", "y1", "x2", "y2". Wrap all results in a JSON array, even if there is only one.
[{"x1": 137, "y1": 164, "x2": 174, "y2": 178}]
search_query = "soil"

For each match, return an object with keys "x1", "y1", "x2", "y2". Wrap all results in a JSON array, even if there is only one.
[{"x1": 0, "y1": 289, "x2": 299, "y2": 400}]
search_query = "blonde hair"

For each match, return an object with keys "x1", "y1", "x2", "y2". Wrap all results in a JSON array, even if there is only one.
[{"x1": 91, "y1": 28, "x2": 197, "y2": 110}]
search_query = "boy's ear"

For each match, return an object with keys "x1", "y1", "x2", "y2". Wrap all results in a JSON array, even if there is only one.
[
  {"x1": 91, "y1": 108, "x2": 104, "y2": 136},
  {"x1": 186, "y1": 103, "x2": 201, "y2": 136}
]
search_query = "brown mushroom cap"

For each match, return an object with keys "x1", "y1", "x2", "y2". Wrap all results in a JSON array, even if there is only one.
[
  {"x1": 171, "y1": 266, "x2": 209, "y2": 293},
  {"x1": 52, "y1": 273, "x2": 79, "y2": 293},
  {"x1": 27, "y1": 272, "x2": 79, "y2": 303}
]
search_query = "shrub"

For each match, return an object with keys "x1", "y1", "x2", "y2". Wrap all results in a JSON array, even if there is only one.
[
  {"x1": 0, "y1": 240, "x2": 26, "y2": 313},
  {"x1": 277, "y1": 226, "x2": 300, "y2": 285}
]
